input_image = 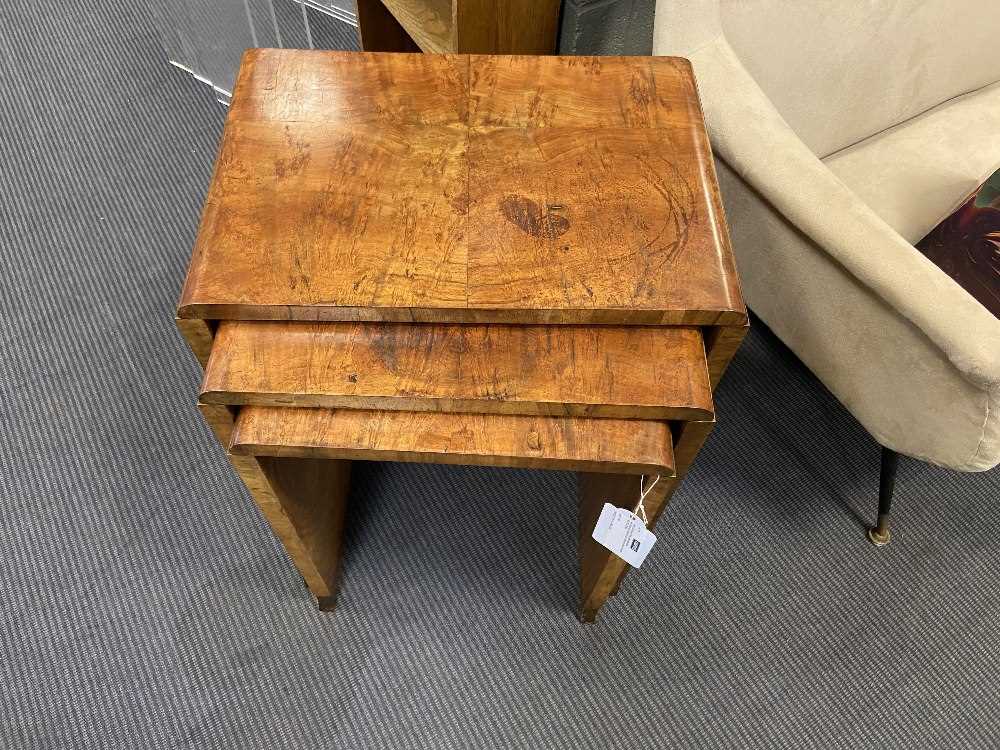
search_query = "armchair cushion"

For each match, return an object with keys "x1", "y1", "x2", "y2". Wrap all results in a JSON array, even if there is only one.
[{"x1": 825, "y1": 82, "x2": 1000, "y2": 244}]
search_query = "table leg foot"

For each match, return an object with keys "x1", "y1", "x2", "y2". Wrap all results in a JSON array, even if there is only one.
[
  {"x1": 254, "y1": 454, "x2": 352, "y2": 608},
  {"x1": 317, "y1": 594, "x2": 339, "y2": 612}
]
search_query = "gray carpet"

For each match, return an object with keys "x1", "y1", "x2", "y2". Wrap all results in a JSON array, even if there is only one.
[{"x1": 1, "y1": 3, "x2": 999, "y2": 749}]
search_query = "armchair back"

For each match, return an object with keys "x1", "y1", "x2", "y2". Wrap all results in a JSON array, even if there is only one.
[{"x1": 690, "y1": 1, "x2": 1000, "y2": 158}]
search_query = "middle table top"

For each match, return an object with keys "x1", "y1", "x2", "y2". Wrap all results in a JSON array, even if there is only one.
[
  {"x1": 179, "y1": 50, "x2": 746, "y2": 327},
  {"x1": 200, "y1": 321, "x2": 714, "y2": 421}
]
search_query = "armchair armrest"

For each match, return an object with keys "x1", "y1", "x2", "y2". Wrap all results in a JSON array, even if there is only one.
[{"x1": 682, "y1": 37, "x2": 1000, "y2": 392}]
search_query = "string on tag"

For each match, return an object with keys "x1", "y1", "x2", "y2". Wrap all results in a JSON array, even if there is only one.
[{"x1": 634, "y1": 474, "x2": 660, "y2": 526}]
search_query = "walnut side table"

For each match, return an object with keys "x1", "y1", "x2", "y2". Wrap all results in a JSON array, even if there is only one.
[{"x1": 176, "y1": 50, "x2": 747, "y2": 623}]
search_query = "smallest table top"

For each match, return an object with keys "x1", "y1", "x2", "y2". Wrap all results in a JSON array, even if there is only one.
[{"x1": 179, "y1": 50, "x2": 745, "y2": 327}]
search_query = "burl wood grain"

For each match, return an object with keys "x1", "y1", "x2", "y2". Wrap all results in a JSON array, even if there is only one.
[
  {"x1": 200, "y1": 321, "x2": 714, "y2": 421},
  {"x1": 178, "y1": 50, "x2": 746, "y2": 327},
  {"x1": 231, "y1": 405, "x2": 676, "y2": 476}
]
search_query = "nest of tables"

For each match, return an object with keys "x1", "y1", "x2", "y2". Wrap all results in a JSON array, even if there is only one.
[{"x1": 176, "y1": 50, "x2": 747, "y2": 622}]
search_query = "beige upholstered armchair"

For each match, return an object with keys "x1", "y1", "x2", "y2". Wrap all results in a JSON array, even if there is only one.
[{"x1": 653, "y1": 1, "x2": 1000, "y2": 543}]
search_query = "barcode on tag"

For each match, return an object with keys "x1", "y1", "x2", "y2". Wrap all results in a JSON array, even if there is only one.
[{"x1": 591, "y1": 503, "x2": 657, "y2": 568}]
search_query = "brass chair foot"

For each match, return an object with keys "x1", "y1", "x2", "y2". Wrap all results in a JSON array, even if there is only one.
[
  {"x1": 867, "y1": 525, "x2": 891, "y2": 547},
  {"x1": 869, "y1": 449, "x2": 898, "y2": 547}
]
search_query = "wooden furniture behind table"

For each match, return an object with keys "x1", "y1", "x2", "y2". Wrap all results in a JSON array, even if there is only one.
[
  {"x1": 355, "y1": 0, "x2": 561, "y2": 54},
  {"x1": 177, "y1": 50, "x2": 747, "y2": 623}
]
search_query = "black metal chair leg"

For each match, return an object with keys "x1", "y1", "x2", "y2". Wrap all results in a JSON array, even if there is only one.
[{"x1": 867, "y1": 447, "x2": 899, "y2": 546}]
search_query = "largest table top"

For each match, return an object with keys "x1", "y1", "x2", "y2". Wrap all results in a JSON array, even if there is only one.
[{"x1": 179, "y1": 50, "x2": 746, "y2": 326}]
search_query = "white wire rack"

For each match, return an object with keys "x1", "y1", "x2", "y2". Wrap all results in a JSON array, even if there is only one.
[{"x1": 151, "y1": 0, "x2": 359, "y2": 105}]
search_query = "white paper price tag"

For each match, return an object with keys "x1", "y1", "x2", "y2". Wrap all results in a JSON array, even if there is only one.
[{"x1": 591, "y1": 503, "x2": 657, "y2": 568}]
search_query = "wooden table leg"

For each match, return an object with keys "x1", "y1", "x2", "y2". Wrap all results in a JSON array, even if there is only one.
[
  {"x1": 577, "y1": 420, "x2": 716, "y2": 622},
  {"x1": 575, "y1": 324, "x2": 730, "y2": 625},
  {"x1": 578, "y1": 472, "x2": 670, "y2": 622},
  {"x1": 199, "y1": 405, "x2": 352, "y2": 610},
  {"x1": 705, "y1": 323, "x2": 749, "y2": 390},
  {"x1": 199, "y1": 404, "x2": 352, "y2": 611},
  {"x1": 175, "y1": 318, "x2": 214, "y2": 368}
]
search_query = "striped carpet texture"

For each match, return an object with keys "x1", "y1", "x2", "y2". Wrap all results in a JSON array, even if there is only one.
[{"x1": 1, "y1": 2, "x2": 998, "y2": 747}]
